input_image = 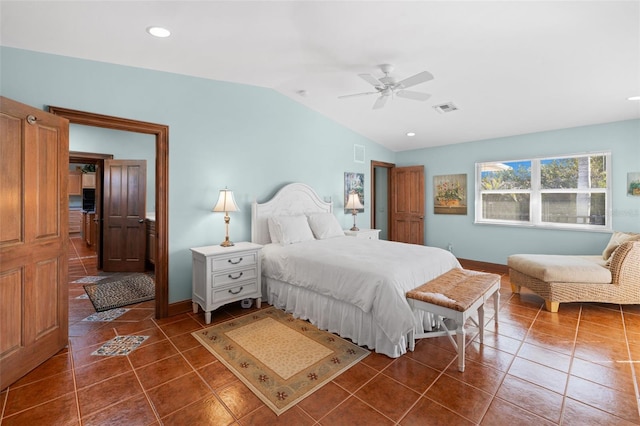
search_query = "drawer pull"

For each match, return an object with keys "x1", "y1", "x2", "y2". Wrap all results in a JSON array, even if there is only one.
[
  {"x1": 228, "y1": 286, "x2": 243, "y2": 295},
  {"x1": 228, "y1": 272, "x2": 244, "y2": 280},
  {"x1": 228, "y1": 257, "x2": 243, "y2": 265}
]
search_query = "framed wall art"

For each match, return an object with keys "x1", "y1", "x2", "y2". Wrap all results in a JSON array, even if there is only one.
[
  {"x1": 434, "y1": 173, "x2": 467, "y2": 215},
  {"x1": 344, "y1": 172, "x2": 364, "y2": 213},
  {"x1": 628, "y1": 172, "x2": 640, "y2": 197}
]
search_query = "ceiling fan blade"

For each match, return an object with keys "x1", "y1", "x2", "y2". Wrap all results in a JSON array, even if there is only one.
[
  {"x1": 338, "y1": 91, "x2": 379, "y2": 99},
  {"x1": 372, "y1": 95, "x2": 389, "y2": 110},
  {"x1": 359, "y1": 73, "x2": 384, "y2": 88},
  {"x1": 396, "y1": 90, "x2": 432, "y2": 101},
  {"x1": 397, "y1": 71, "x2": 434, "y2": 89}
]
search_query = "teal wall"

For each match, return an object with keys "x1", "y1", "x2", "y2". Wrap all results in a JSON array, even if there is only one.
[
  {"x1": 2, "y1": 47, "x2": 638, "y2": 302},
  {"x1": 397, "y1": 119, "x2": 640, "y2": 263},
  {"x1": 1, "y1": 47, "x2": 393, "y2": 303}
]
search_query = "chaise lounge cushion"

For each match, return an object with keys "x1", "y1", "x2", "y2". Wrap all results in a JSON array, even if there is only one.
[{"x1": 507, "y1": 254, "x2": 611, "y2": 284}]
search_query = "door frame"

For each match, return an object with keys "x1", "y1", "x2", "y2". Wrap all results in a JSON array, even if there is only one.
[
  {"x1": 49, "y1": 106, "x2": 169, "y2": 318},
  {"x1": 371, "y1": 160, "x2": 395, "y2": 240}
]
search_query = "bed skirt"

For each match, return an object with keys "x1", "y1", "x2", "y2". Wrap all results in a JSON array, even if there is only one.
[{"x1": 263, "y1": 277, "x2": 436, "y2": 358}]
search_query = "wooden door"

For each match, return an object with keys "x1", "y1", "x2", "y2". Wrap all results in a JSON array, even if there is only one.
[
  {"x1": 0, "y1": 96, "x2": 69, "y2": 390},
  {"x1": 102, "y1": 159, "x2": 147, "y2": 272},
  {"x1": 391, "y1": 165, "x2": 425, "y2": 245}
]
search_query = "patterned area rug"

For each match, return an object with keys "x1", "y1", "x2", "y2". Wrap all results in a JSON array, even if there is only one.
[
  {"x1": 83, "y1": 274, "x2": 154, "y2": 312},
  {"x1": 192, "y1": 307, "x2": 369, "y2": 416}
]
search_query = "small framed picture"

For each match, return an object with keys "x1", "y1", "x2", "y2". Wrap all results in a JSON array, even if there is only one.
[{"x1": 628, "y1": 172, "x2": 640, "y2": 197}]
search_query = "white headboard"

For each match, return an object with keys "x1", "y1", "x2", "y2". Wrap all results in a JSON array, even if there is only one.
[{"x1": 252, "y1": 183, "x2": 333, "y2": 245}]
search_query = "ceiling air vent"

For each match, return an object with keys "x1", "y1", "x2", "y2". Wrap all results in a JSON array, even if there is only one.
[{"x1": 433, "y1": 102, "x2": 458, "y2": 114}]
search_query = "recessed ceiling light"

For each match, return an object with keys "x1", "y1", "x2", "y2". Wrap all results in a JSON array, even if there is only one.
[
  {"x1": 406, "y1": 132, "x2": 416, "y2": 137},
  {"x1": 628, "y1": 96, "x2": 640, "y2": 101},
  {"x1": 147, "y1": 26, "x2": 171, "y2": 38}
]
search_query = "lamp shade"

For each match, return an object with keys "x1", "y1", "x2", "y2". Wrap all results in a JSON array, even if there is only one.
[
  {"x1": 212, "y1": 189, "x2": 240, "y2": 213},
  {"x1": 345, "y1": 192, "x2": 364, "y2": 210}
]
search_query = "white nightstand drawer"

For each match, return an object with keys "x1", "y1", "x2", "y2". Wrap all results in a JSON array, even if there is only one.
[
  {"x1": 211, "y1": 252, "x2": 257, "y2": 271},
  {"x1": 212, "y1": 267, "x2": 257, "y2": 287},
  {"x1": 213, "y1": 281, "x2": 259, "y2": 304}
]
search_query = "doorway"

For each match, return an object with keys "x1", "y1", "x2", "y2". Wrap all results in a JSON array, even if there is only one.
[
  {"x1": 49, "y1": 106, "x2": 169, "y2": 318},
  {"x1": 371, "y1": 161, "x2": 426, "y2": 245},
  {"x1": 371, "y1": 160, "x2": 395, "y2": 240},
  {"x1": 69, "y1": 152, "x2": 112, "y2": 270}
]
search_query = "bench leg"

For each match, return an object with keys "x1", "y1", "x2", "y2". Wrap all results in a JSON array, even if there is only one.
[
  {"x1": 494, "y1": 289, "x2": 500, "y2": 325},
  {"x1": 478, "y1": 305, "x2": 484, "y2": 344},
  {"x1": 545, "y1": 300, "x2": 559, "y2": 313},
  {"x1": 456, "y1": 323, "x2": 466, "y2": 372},
  {"x1": 408, "y1": 329, "x2": 415, "y2": 351}
]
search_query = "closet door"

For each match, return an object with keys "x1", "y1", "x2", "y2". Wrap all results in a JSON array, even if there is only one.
[{"x1": 391, "y1": 165, "x2": 425, "y2": 245}]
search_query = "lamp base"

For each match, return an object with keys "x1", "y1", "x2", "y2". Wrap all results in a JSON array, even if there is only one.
[
  {"x1": 350, "y1": 226, "x2": 360, "y2": 231},
  {"x1": 220, "y1": 239, "x2": 235, "y2": 247}
]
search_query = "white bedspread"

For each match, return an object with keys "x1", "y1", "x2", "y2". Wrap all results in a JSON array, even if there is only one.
[{"x1": 261, "y1": 237, "x2": 461, "y2": 343}]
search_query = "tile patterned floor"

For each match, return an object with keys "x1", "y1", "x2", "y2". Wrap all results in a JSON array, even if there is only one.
[{"x1": 1, "y1": 237, "x2": 639, "y2": 425}]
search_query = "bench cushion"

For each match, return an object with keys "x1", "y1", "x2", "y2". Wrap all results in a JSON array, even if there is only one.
[
  {"x1": 406, "y1": 268, "x2": 500, "y2": 312},
  {"x1": 508, "y1": 254, "x2": 612, "y2": 284}
]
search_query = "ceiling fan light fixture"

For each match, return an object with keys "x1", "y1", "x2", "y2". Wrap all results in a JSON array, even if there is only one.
[{"x1": 147, "y1": 26, "x2": 171, "y2": 38}]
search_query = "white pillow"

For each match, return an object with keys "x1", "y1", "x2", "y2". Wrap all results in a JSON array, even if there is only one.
[
  {"x1": 307, "y1": 213, "x2": 344, "y2": 240},
  {"x1": 267, "y1": 217, "x2": 282, "y2": 244},
  {"x1": 602, "y1": 231, "x2": 640, "y2": 261},
  {"x1": 269, "y1": 215, "x2": 315, "y2": 245}
]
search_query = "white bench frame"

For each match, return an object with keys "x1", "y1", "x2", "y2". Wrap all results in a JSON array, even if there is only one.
[{"x1": 407, "y1": 281, "x2": 500, "y2": 372}]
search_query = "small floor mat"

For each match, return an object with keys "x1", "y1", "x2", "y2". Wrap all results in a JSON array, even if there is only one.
[
  {"x1": 72, "y1": 276, "x2": 106, "y2": 284},
  {"x1": 92, "y1": 335, "x2": 149, "y2": 356},
  {"x1": 82, "y1": 308, "x2": 129, "y2": 322},
  {"x1": 83, "y1": 273, "x2": 154, "y2": 312}
]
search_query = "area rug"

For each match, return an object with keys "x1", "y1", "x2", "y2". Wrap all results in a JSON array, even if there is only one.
[
  {"x1": 83, "y1": 273, "x2": 155, "y2": 312},
  {"x1": 192, "y1": 307, "x2": 369, "y2": 415}
]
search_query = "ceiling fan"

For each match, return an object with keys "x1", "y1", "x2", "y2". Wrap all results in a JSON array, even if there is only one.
[{"x1": 338, "y1": 64, "x2": 434, "y2": 110}]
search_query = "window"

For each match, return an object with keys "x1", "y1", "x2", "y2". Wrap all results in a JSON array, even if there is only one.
[{"x1": 475, "y1": 152, "x2": 611, "y2": 231}]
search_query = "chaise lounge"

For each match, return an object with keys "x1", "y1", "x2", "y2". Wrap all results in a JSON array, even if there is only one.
[{"x1": 508, "y1": 232, "x2": 640, "y2": 312}]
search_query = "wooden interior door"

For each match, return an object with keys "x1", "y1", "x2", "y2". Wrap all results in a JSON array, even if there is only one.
[
  {"x1": 102, "y1": 159, "x2": 147, "y2": 272},
  {"x1": 391, "y1": 165, "x2": 425, "y2": 245},
  {"x1": 0, "y1": 96, "x2": 69, "y2": 390}
]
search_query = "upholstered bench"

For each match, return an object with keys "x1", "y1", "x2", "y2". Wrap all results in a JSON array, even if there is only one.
[{"x1": 406, "y1": 268, "x2": 501, "y2": 372}]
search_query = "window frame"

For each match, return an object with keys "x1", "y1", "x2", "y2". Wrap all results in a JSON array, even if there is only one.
[{"x1": 474, "y1": 152, "x2": 612, "y2": 232}]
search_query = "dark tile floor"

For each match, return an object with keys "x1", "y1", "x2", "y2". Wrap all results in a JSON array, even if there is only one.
[{"x1": 1, "y1": 237, "x2": 639, "y2": 425}]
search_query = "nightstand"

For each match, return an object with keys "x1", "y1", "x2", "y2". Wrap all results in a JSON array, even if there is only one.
[
  {"x1": 190, "y1": 242, "x2": 262, "y2": 324},
  {"x1": 343, "y1": 229, "x2": 381, "y2": 240}
]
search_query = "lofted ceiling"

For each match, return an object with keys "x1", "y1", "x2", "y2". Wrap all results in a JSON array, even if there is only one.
[{"x1": 1, "y1": 1, "x2": 639, "y2": 152}]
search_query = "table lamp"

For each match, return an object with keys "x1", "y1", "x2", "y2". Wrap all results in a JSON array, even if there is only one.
[{"x1": 213, "y1": 188, "x2": 240, "y2": 247}]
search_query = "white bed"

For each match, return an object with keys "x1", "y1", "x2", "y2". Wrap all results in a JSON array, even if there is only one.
[{"x1": 251, "y1": 183, "x2": 461, "y2": 357}]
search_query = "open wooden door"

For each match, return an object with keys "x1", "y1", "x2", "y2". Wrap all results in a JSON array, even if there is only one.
[
  {"x1": 102, "y1": 159, "x2": 147, "y2": 272},
  {"x1": 391, "y1": 165, "x2": 425, "y2": 245},
  {"x1": 0, "y1": 97, "x2": 69, "y2": 390}
]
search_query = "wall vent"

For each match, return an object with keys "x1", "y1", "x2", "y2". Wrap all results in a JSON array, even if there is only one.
[{"x1": 433, "y1": 102, "x2": 459, "y2": 114}]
